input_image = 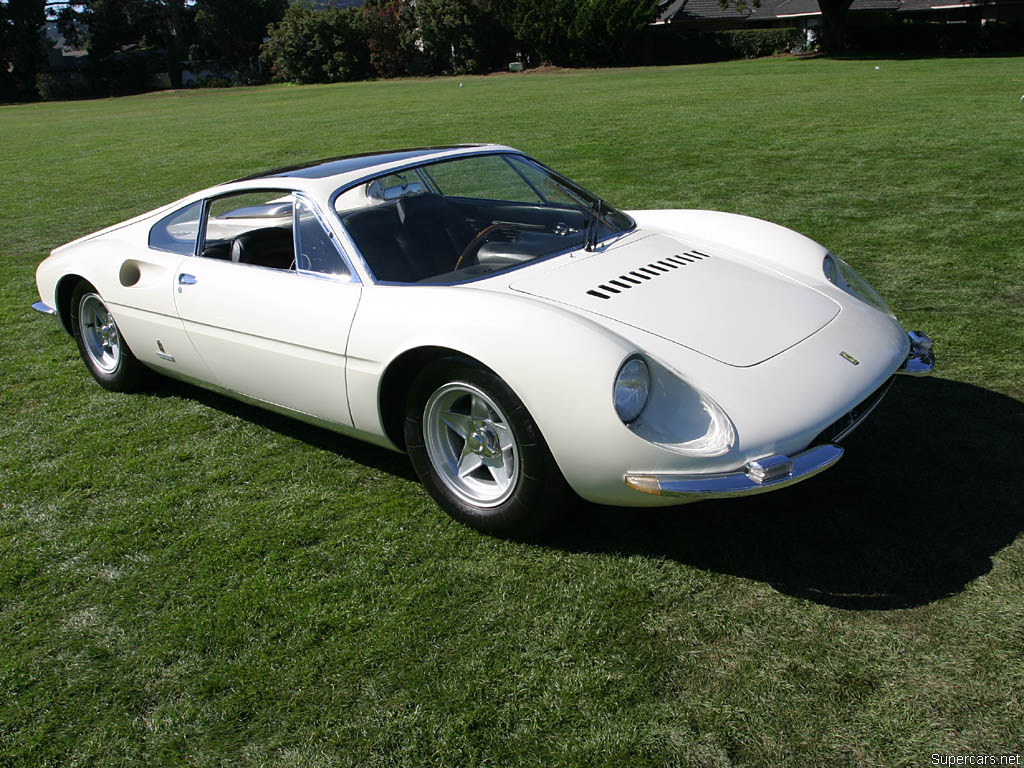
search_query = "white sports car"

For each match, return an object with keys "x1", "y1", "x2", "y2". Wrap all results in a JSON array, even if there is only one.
[{"x1": 33, "y1": 144, "x2": 934, "y2": 536}]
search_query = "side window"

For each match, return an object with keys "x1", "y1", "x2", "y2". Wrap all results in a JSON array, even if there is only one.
[
  {"x1": 201, "y1": 189, "x2": 295, "y2": 270},
  {"x1": 294, "y1": 197, "x2": 350, "y2": 279},
  {"x1": 149, "y1": 200, "x2": 203, "y2": 255}
]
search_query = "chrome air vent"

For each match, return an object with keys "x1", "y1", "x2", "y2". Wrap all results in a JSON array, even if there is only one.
[{"x1": 585, "y1": 250, "x2": 712, "y2": 300}]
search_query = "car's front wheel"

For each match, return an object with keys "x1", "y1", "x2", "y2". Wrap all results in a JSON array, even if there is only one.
[
  {"x1": 404, "y1": 359, "x2": 571, "y2": 538},
  {"x1": 70, "y1": 282, "x2": 150, "y2": 392}
]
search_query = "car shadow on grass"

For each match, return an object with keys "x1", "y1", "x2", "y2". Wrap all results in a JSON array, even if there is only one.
[
  {"x1": 545, "y1": 377, "x2": 1024, "y2": 610},
  {"x1": 149, "y1": 375, "x2": 1021, "y2": 610},
  {"x1": 148, "y1": 378, "x2": 418, "y2": 483}
]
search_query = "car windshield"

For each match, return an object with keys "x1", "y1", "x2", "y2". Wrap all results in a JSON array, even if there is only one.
[{"x1": 333, "y1": 153, "x2": 634, "y2": 284}]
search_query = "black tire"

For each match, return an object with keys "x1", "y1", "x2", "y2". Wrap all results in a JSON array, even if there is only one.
[
  {"x1": 70, "y1": 281, "x2": 151, "y2": 392},
  {"x1": 404, "y1": 358, "x2": 573, "y2": 538}
]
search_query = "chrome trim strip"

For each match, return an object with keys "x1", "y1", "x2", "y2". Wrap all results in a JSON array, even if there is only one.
[
  {"x1": 896, "y1": 330, "x2": 935, "y2": 377},
  {"x1": 32, "y1": 301, "x2": 56, "y2": 315},
  {"x1": 624, "y1": 444, "x2": 844, "y2": 500}
]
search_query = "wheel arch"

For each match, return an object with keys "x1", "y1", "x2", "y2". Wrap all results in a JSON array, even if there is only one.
[
  {"x1": 348, "y1": 285, "x2": 651, "y2": 503},
  {"x1": 378, "y1": 345, "x2": 488, "y2": 451},
  {"x1": 55, "y1": 273, "x2": 89, "y2": 335}
]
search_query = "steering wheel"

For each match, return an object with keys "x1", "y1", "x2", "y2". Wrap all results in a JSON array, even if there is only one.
[{"x1": 454, "y1": 222, "x2": 510, "y2": 271}]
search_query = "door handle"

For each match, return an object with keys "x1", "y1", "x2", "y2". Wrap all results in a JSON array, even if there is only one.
[{"x1": 178, "y1": 273, "x2": 197, "y2": 292}]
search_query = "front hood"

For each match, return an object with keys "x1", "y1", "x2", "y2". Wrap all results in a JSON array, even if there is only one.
[{"x1": 509, "y1": 233, "x2": 840, "y2": 367}]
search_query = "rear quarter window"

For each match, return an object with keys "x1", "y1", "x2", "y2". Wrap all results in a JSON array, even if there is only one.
[{"x1": 148, "y1": 200, "x2": 203, "y2": 255}]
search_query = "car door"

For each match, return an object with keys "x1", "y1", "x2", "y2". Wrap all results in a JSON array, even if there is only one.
[
  {"x1": 108, "y1": 198, "x2": 220, "y2": 385},
  {"x1": 173, "y1": 191, "x2": 361, "y2": 427}
]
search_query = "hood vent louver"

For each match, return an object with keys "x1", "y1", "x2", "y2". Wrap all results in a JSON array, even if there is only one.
[{"x1": 586, "y1": 250, "x2": 712, "y2": 300}]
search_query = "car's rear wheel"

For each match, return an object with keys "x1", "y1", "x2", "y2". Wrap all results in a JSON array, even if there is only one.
[
  {"x1": 405, "y1": 359, "x2": 571, "y2": 538},
  {"x1": 70, "y1": 282, "x2": 150, "y2": 392}
]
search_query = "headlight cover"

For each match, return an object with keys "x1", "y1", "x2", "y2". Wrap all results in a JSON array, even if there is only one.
[
  {"x1": 625, "y1": 357, "x2": 735, "y2": 457},
  {"x1": 614, "y1": 356, "x2": 650, "y2": 423},
  {"x1": 823, "y1": 253, "x2": 893, "y2": 316}
]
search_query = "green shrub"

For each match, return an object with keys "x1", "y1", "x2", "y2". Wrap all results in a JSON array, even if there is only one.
[
  {"x1": 719, "y1": 27, "x2": 807, "y2": 58},
  {"x1": 34, "y1": 71, "x2": 92, "y2": 101},
  {"x1": 35, "y1": 73, "x2": 63, "y2": 101},
  {"x1": 194, "y1": 75, "x2": 234, "y2": 88}
]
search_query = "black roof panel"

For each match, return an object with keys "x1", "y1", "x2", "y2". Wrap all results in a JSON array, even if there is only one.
[{"x1": 233, "y1": 145, "x2": 486, "y2": 182}]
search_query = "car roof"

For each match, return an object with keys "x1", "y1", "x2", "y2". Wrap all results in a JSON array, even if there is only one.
[
  {"x1": 227, "y1": 143, "x2": 519, "y2": 191},
  {"x1": 145, "y1": 144, "x2": 521, "y2": 224},
  {"x1": 232, "y1": 145, "x2": 490, "y2": 182}
]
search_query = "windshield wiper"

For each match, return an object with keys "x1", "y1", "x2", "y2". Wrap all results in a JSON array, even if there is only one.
[{"x1": 584, "y1": 198, "x2": 603, "y2": 252}]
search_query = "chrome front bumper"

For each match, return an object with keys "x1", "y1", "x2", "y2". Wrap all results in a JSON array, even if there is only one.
[
  {"x1": 625, "y1": 331, "x2": 932, "y2": 501},
  {"x1": 897, "y1": 330, "x2": 935, "y2": 376},
  {"x1": 624, "y1": 443, "x2": 844, "y2": 500}
]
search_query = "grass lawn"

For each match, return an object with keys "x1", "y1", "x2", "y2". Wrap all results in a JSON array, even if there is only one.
[{"x1": 2, "y1": 56, "x2": 1023, "y2": 767}]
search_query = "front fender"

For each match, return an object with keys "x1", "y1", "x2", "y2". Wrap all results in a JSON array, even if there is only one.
[
  {"x1": 346, "y1": 284, "x2": 672, "y2": 502},
  {"x1": 628, "y1": 209, "x2": 831, "y2": 284}
]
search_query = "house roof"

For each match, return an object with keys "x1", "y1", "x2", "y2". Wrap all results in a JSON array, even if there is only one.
[
  {"x1": 657, "y1": 0, "x2": 779, "y2": 21},
  {"x1": 657, "y1": 0, "x2": 994, "y2": 21}
]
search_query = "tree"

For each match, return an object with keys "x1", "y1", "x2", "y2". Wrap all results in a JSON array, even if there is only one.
[
  {"x1": 508, "y1": 0, "x2": 576, "y2": 65},
  {"x1": 192, "y1": 0, "x2": 287, "y2": 75},
  {"x1": 54, "y1": 0, "x2": 190, "y2": 91},
  {"x1": 509, "y1": 0, "x2": 661, "y2": 67},
  {"x1": 815, "y1": 0, "x2": 854, "y2": 53},
  {"x1": 1, "y1": 0, "x2": 47, "y2": 99},
  {"x1": 572, "y1": 0, "x2": 664, "y2": 66},
  {"x1": 53, "y1": 0, "x2": 288, "y2": 91},
  {"x1": 263, "y1": 3, "x2": 369, "y2": 83},
  {"x1": 360, "y1": 0, "x2": 417, "y2": 78},
  {"x1": 160, "y1": 0, "x2": 186, "y2": 88},
  {"x1": 415, "y1": 0, "x2": 516, "y2": 74}
]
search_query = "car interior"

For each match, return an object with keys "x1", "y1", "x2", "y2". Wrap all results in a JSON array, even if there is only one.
[
  {"x1": 200, "y1": 195, "x2": 297, "y2": 270},
  {"x1": 338, "y1": 190, "x2": 589, "y2": 283},
  {"x1": 190, "y1": 155, "x2": 622, "y2": 284}
]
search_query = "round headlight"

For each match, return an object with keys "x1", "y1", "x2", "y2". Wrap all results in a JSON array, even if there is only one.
[{"x1": 614, "y1": 356, "x2": 650, "y2": 423}]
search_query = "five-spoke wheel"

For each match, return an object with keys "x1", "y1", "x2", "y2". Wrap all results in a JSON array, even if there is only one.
[
  {"x1": 78, "y1": 292, "x2": 122, "y2": 374},
  {"x1": 423, "y1": 382, "x2": 520, "y2": 507},
  {"x1": 70, "y1": 281, "x2": 150, "y2": 392},
  {"x1": 405, "y1": 358, "x2": 571, "y2": 538}
]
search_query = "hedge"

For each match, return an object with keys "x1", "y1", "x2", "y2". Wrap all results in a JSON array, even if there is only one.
[{"x1": 647, "y1": 26, "x2": 806, "y2": 65}]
